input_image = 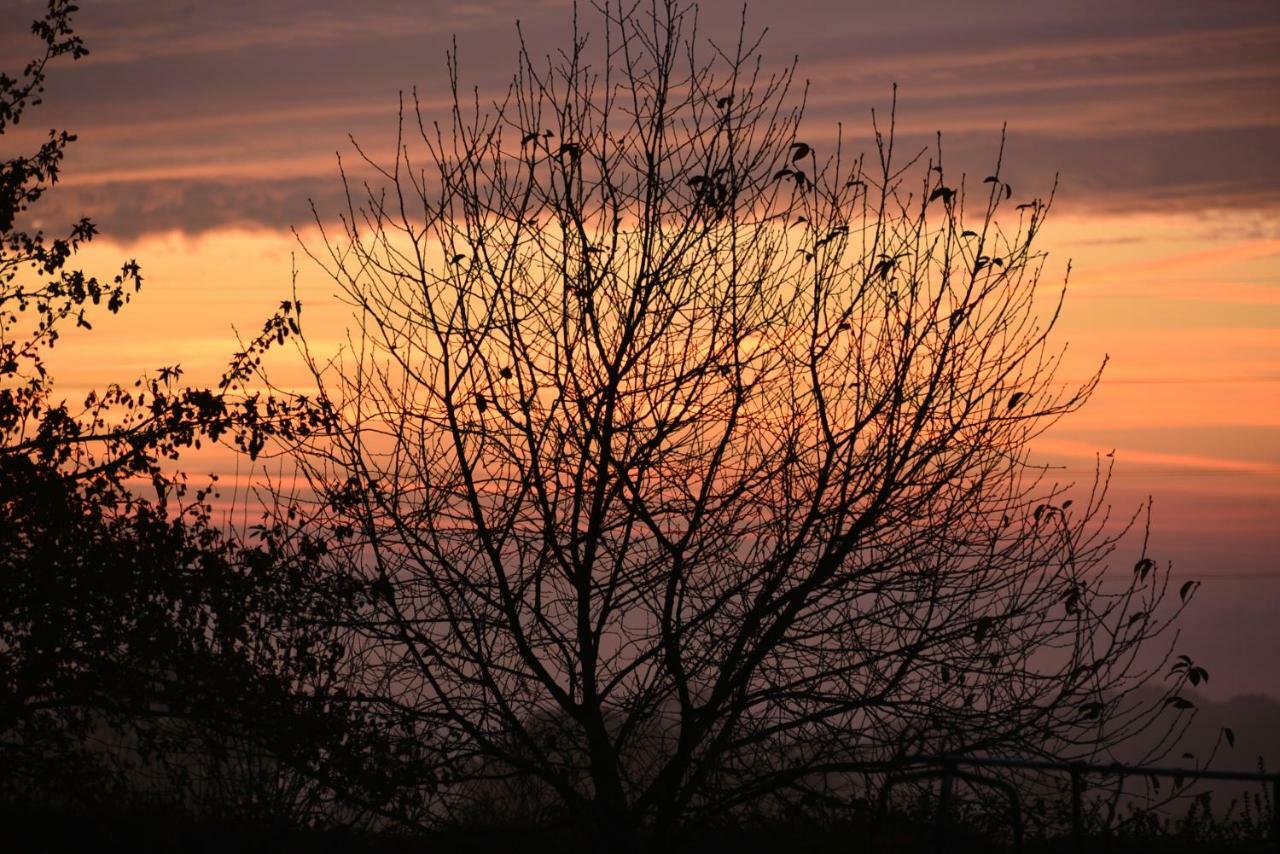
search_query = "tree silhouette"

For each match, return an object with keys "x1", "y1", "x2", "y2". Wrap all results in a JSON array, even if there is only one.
[
  {"x1": 0, "y1": 3, "x2": 371, "y2": 823},
  {"x1": 233, "y1": 1, "x2": 1200, "y2": 847}
]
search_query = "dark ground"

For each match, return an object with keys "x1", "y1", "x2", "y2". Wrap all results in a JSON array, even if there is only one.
[{"x1": 2, "y1": 808, "x2": 1274, "y2": 854}]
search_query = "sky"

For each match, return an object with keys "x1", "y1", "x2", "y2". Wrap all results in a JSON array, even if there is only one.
[{"x1": 3, "y1": 0, "x2": 1278, "y2": 699}]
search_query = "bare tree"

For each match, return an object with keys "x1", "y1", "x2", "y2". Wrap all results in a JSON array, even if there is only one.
[{"x1": 262, "y1": 1, "x2": 1198, "y2": 845}]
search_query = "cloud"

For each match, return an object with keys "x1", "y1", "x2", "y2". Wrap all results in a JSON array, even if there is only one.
[
  {"x1": 1034, "y1": 437, "x2": 1280, "y2": 477},
  {"x1": 3, "y1": 0, "x2": 1277, "y2": 237},
  {"x1": 22, "y1": 177, "x2": 341, "y2": 240},
  {"x1": 1071, "y1": 239, "x2": 1280, "y2": 283}
]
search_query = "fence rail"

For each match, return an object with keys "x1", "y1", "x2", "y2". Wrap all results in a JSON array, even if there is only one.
[{"x1": 874, "y1": 754, "x2": 1280, "y2": 852}]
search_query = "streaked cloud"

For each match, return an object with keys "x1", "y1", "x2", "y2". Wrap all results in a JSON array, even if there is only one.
[
  {"x1": 1035, "y1": 437, "x2": 1280, "y2": 477},
  {"x1": 2, "y1": 0, "x2": 1275, "y2": 236}
]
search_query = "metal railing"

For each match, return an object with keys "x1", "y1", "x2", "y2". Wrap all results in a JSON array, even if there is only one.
[{"x1": 874, "y1": 754, "x2": 1279, "y2": 851}]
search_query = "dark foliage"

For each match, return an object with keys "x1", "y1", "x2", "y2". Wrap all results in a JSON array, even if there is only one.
[{"x1": 0, "y1": 1, "x2": 370, "y2": 824}]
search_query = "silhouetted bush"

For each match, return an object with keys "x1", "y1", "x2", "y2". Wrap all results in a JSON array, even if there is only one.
[{"x1": 0, "y1": 3, "x2": 367, "y2": 827}]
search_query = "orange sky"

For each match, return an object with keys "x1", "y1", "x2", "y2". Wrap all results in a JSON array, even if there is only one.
[{"x1": 7, "y1": 0, "x2": 1278, "y2": 698}]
